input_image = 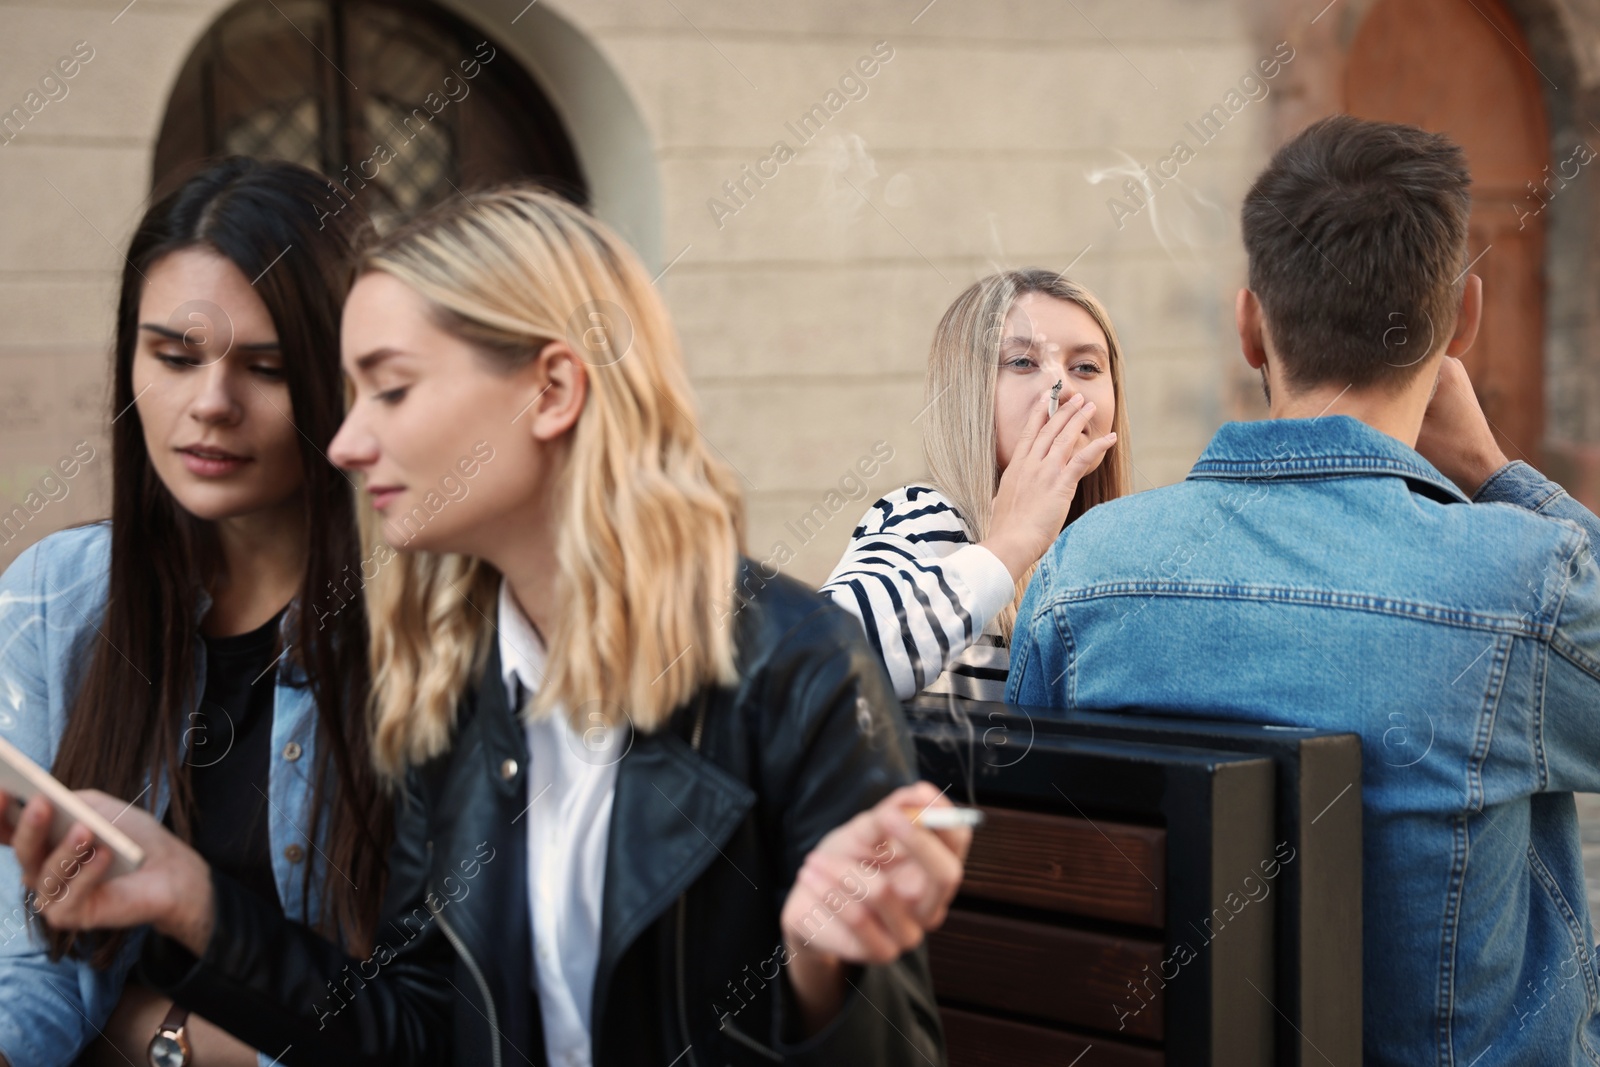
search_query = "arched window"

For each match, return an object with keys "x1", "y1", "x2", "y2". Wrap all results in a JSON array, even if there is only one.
[{"x1": 153, "y1": 0, "x2": 586, "y2": 223}]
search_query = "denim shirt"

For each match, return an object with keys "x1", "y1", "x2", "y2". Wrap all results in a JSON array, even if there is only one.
[
  {"x1": 1007, "y1": 415, "x2": 1600, "y2": 1067},
  {"x1": 0, "y1": 523, "x2": 328, "y2": 1067}
]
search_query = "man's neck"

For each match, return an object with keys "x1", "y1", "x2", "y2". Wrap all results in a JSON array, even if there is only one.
[{"x1": 1267, "y1": 370, "x2": 1434, "y2": 450}]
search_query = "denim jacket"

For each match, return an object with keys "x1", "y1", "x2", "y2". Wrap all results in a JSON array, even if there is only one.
[
  {"x1": 0, "y1": 523, "x2": 329, "y2": 1067},
  {"x1": 1008, "y1": 414, "x2": 1600, "y2": 1067}
]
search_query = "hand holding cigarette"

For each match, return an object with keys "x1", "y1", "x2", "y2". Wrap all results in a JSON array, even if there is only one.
[
  {"x1": 979, "y1": 379, "x2": 1116, "y2": 583},
  {"x1": 780, "y1": 781, "x2": 972, "y2": 993}
]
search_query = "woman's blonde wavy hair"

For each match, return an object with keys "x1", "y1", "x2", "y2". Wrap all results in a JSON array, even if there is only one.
[
  {"x1": 923, "y1": 269, "x2": 1132, "y2": 641},
  {"x1": 359, "y1": 187, "x2": 747, "y2": 780}
]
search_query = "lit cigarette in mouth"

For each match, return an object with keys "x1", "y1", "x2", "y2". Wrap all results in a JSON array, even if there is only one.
[
  {"x1": 1048, "y1": 379, "x2": 1064, "y2": 416},
  {"x1": 901, "y1": 805, "x2": 985, "y2": 829}
]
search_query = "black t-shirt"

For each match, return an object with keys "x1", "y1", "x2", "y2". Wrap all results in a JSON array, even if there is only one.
[{"x1": 170, "y1": 606, "x2": 289, "y2": 914}]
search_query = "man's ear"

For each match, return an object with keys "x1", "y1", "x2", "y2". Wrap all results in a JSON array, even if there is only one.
[
  {"x1": 525, "y1": 340, "x2": 589, "y2": 443},
  {"x1": 1443, "y1": 273, "x2": 1483, "y2": 359},
  {"x1": 1237, "y1": 288, "x2": 1268, "y2": 370}
]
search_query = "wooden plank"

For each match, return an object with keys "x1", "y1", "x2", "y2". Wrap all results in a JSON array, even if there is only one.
[
  {"x1": 941, "y1": 1007, "x2": 1164, "y2": 1067},
  {"x1": 961, "y1": 805, "x2": 1165, "y2": 926},
  {"x1": 929, "y1": 908, "x2": 1166, "y2": 1041}
]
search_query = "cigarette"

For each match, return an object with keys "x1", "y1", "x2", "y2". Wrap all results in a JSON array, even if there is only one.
[
  {"x1": 1048, "y1": 379, "x2": 1064, "y2": 416},
  {"x1": 901, "y1": 805, "x2": 985, "y2": 829}
]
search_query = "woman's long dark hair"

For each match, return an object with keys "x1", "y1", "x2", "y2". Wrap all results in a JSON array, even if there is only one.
[{"x1": 48, "y1": 157, "x2": 390, "y2": 965}]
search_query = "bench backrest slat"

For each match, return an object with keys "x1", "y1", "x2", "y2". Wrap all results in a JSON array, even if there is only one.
[
  {"x1": 941, "y1": 1006, "x2": 1163, "y2": 1067},
  {"x1": 961, "y1": 805, "x2": 1166, "y2": 925},
  {"x1": 929, "y1": 909, "x2": 1168, "y2": 1039}
]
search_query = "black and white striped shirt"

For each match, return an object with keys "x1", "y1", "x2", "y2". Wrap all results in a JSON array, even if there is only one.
[{"x1": 821, "y1": 484, "x2": 1017, "y2": 702}]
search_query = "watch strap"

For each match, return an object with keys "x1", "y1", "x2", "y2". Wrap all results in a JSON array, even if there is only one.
[{"x1": 160, "y1": 1002, "x2": 190, "y2": 1033}]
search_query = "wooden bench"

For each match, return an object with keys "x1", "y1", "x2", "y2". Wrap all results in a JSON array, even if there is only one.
[{"x1": 907, "y1": 697, "x2": 1362, "y2": 1067}]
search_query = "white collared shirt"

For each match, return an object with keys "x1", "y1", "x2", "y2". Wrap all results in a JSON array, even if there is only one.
[{"x1": 497, "y1": 580, "x2": 619, "y2": 1067}]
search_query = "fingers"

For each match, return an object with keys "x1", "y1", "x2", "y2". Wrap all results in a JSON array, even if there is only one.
[
  {"x1": 1440, "y1": 356, "x2": 1480, "y2": 404},
  {"x1": 884, "y1": 781, "x2": 967, "y2": 854},
  {"x1": 1005, "y1": 386, "x2": 1057, "y2": 470},
  {"x1": 1428, "y1": 356, "x2": 1461, "y2": 406},
  {"x1": 1062, "y1": 431, "x2": 1118, "y2": 480},
  {"x1": 885, "y1": 780, "x2": 946, "y2": 811},
  {"x1": 878, "y1": 804, "x2": 968, "y2": 927},
  {"x1": 844, "y1": 785, "x2": 967, "y2": 938},
  {"x1": 1029, "y1": 392, "x2": 1090, "y2": 460},
  {"x1": 11, "y1": 794, "x2": 56, "y2": 883},
  {"x1": 32, "y1": 823, "x2": 112, "y2": 930},
  {"x1": 783, "y1": 862, "x2": 887, "y2": 964},
  {"x1": 796, "y1": 855, "x2": 907, "y2": 963},
  {"x1": 1041, "y1": 395, "x2": 1101, "y2": 463},
  {"x1": 783, "y1": 781, "x2": 973, "y2": 968}
]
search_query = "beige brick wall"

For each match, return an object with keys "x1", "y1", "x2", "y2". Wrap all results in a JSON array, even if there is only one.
[{"x1": 0, "y1": 0, "x2": 1281, "y2": 582}]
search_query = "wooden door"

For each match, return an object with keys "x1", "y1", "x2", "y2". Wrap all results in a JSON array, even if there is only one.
[{"x1": 1345, "y1": 0, "x2": 1549, "y2": 468}]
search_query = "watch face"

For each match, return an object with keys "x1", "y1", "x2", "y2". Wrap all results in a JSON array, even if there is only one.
[{"x1": 149, "y1": 1034, "x2": 186, "y2": 1067}]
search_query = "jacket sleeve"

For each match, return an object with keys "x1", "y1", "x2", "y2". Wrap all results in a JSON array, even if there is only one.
[
  {"x1": 820, "y1": 496, "x2": 1015, "y2": 701},
  {"x1": 758, "y1": 606, "x2": 945, "y2": 1067},
  {"x1": 0, "y1": 537, "x2": 130, "y2": 1067},
  {"x1": 138, "y1": 769, "x2": 457, "y2": 1067},
  {"x1": 1471, "y1": 462, "x2": 1600, "y2": 792},
  {"x1": 0, "y1": 932, "x2": 130, "y2": 1067},
  {"x1": 1529, "y1": 526, "x2": 1600, "y2": 794},
  {"x1": 1475, "y1": 460, "x2": 1600, "y2": 553}
]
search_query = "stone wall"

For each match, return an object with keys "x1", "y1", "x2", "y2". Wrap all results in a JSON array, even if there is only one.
[{"x1": 0, "y1": 0, "x2": 1396, "y2": 581}]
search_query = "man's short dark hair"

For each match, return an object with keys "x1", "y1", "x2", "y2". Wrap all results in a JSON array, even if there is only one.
[{"x1": 1241, "y1": 115, "x2": 1472, "y2": 392}]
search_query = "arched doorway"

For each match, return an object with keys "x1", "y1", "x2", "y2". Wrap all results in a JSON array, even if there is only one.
[
  {"x1": 151, "y1": 0, "x2": 588, "y2": 224},
  {"x1": 1344, "y1": 0, "x2": 1550, "y2": 468}
]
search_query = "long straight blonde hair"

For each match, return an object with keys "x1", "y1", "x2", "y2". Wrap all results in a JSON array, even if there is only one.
[
  {"x1": 923, "y1": 269, "x2": 1133, "y2": 641},
  {"x1": 360, "y1": 187, "x2": 747, "y2": 780}
]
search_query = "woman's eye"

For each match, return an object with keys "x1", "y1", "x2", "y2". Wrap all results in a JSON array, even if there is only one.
[
  {"x1": 1072, "y1": 362, "x2": 1103, "y2": 375},
  {"x1": 156, "y1": 351, "x2": 198, "y2": 368},
  {"x1": 375, "y1": 386, "x2": 409, "y2": 404},
  {"x1": 252, "y1": 364, "x2": 286, "y2": 381},
  {"x1": 1004, "y1": 355, "x2": 1036, "y2": 369}
]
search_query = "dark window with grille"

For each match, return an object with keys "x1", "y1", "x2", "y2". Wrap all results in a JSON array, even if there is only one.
[{"x1": 153, "y1": 0, "x2": 586, "y2": 223}]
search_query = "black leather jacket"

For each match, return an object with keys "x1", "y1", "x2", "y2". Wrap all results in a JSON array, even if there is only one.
[{"x1": 144, "y1": 562, "x2": 944, "y2": 1066}]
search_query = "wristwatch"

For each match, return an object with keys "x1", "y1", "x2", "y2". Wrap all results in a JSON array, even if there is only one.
[{"x1": 147, "y1": 1003, "x2": 191, "y2": 1067}]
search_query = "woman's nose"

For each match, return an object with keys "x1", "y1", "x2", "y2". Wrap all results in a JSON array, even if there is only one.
[
  {"x1": 188, "y1": 360, "x2": 243, "y2": 425},
  {"x1": 327, "y1": 412, "x2": 376, "y2": 471}
]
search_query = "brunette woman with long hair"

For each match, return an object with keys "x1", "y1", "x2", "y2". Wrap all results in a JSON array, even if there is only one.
[
  {"x1": 0, "y1": 158, "x2": 389, "y2": 1066},
  {"x1": 822, "y1": 269, "x2": 1131, "y2": 702},
  {"x1": 8, "y1": 186, "x2": 969, "y2": 1067}
]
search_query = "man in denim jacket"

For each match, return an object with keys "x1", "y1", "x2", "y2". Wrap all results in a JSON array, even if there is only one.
[{"x1": 1009, "y1": 115, "x2": 1600, "y2": 1065}]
